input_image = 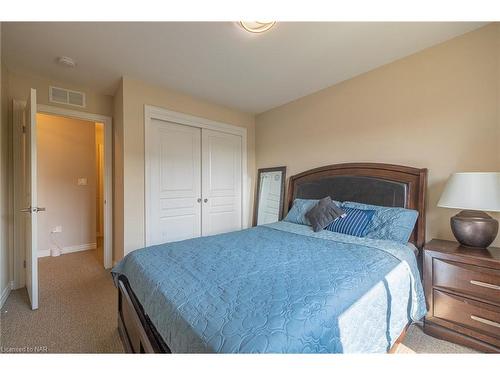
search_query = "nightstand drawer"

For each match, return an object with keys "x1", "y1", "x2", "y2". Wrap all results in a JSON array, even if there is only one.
[
  {"x1": 434, "y1": 290, "x2": 500, "y2": 339},
  {"x1": 433, "y1": 258, "x2": 500, "y2": 303}
]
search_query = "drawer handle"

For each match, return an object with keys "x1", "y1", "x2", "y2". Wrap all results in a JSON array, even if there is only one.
[
  {"x1": 470, "y1": 280, "x2": 500, "y2": 291},
  {"x1": 470, "y1": 315, "x2": 500, "y2": 329}
]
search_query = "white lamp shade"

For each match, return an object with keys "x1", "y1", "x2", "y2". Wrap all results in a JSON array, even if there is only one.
[{"x1": 438, "y1": 172, "x2": 500, "y2": 212}]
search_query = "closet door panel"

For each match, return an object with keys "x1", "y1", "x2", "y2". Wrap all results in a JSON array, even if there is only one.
[
  {"x1": 147, "y1": 120, "x2": 201, "y2": 245},
  {"x1": 201, "y1": 129, "x2": 242, "y2": 236}
]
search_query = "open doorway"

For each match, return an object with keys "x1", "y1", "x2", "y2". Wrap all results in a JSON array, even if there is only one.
[
  {"x1": 13, "y1": 95, "x2": 113, "y2": 310},
  {"x1": 36, "y1": 113, "x2": 104, "y2": 265}
]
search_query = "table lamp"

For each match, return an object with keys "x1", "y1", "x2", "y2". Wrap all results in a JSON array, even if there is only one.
[{"x1": 438, "y1": 172, "x2": 500, "y2": 248}]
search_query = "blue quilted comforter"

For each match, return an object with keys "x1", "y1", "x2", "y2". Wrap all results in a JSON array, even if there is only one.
[{"x1": 112, "y1": 221, "x2": 426, "y2": 353}]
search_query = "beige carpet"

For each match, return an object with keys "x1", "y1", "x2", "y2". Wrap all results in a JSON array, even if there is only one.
[
  {"x1": 0, "y1": 250, "x2": 477, "y2": 354},
  {"x1": 396, "y1": 324, "x2": 477, "y2": 354},
  {"x1": 0, "y1": 250, "x2": 123, "y2": 353}
]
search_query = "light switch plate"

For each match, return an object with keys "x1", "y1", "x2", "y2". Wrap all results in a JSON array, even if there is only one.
[{"x1": 77, "y1": 177, "x2": 88, "y2": 186}]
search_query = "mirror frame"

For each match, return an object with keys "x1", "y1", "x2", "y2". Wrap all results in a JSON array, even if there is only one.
[{"x1": 253, "y1": 166, "x2": 287, "y2": 226}]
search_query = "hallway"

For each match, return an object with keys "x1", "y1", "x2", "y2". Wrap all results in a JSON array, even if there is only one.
[{"x1": 0, "y1": 251, "x2": 123, "y2": 353}]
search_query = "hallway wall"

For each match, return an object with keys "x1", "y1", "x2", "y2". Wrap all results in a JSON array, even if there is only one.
[{"x1": 37, "y1": 114, "x2": 97, "y2": 255}]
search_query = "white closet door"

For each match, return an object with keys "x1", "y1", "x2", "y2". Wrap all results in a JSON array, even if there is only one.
[
  {"x1": 201, "y1": 129, "x2": 242, "y2": 236},
  {"x1": 146, "y1": 120, "x2": 201, "y2": 245}
]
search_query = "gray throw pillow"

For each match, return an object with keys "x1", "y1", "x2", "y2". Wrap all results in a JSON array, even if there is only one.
[{"x1": 305, "y1": 196, "x2": 346, "y2": 232}]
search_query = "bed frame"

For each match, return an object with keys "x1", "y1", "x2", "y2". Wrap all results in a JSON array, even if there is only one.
[{"x1": 117, "y1": 162, "x2": 428, "y2": 353}]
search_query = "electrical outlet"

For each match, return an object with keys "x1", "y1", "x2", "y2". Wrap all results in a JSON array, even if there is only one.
[{"x1": 52, "y1": 225, "x2": 62, "y2": 233}]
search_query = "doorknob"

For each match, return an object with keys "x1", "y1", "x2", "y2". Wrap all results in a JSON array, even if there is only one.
[
  {"x1": 197, "y1": 198, "x2": 202, "y2": 203},
  {"x1": 203, "y1": 198, "x2": 208, "y2": 203},
  {"x1": 20, "y1": 207, "x2": 46, "y2": 213}
]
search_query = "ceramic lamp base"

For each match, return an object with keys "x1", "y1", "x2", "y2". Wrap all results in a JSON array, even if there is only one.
[{"x1": 450, "y1": 210, "x2": 498, "y2": 248}]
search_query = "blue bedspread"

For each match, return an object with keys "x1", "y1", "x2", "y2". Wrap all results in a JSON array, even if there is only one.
[{"x1": 112, "y1": 221, "x2": 426, "y2": 353}]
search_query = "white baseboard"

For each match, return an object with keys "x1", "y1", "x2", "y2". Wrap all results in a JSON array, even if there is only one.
[
  {"x1": 0, "y1": 281, "x2": 13, "y2": 308},
  {"x1": 10, "y1": 280, "x2": 23, "y2": 290},
  {"x1": 38, "y1": 242, "x2": 97, "y2": 258}
]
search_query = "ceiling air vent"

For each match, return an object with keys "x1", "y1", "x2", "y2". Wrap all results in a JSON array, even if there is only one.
[{"x1": 49, "y1": 86, "x2": 86, "y2": 108}]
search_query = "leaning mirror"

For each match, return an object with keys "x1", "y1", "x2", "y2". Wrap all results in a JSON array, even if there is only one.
[{"x1": 253, "y1": 167, "x2": 286, "y2": 226}]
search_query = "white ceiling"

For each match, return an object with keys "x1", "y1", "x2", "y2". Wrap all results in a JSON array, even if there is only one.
[{"x1": 3, "y1": 22, "x2": 487, "y2": 114}]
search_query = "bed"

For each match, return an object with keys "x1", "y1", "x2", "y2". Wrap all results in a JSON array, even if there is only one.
[{"x1": 112, "y1": 162, "x2": 428, "y2": 353}]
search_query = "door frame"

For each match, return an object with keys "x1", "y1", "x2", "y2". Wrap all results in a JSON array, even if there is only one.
[
  {"x1": 144, "y1": 105, "x2": 249, "y2": 246},
  {"x1": 12, "y1": 100, "x2": 25, "y2": 289},
  {"x1": 13, "y1": 102, "x2": 113, "y2": 288}
]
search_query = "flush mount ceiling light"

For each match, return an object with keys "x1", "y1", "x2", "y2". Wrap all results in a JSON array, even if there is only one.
[
  {"x1": 56, "y1": 56, "x2": 77, "y2": 68},
  {"x1": 239, "y1": 21, "x2": 276, "y2": 34}
]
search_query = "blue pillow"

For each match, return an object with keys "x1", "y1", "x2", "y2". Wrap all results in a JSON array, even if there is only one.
[
  {"x1": 325, "y1": 207, "x2": 375, "y2": 237},
  {"x1": 283, "y1": 199, "x2": 320, "y2": 225},
  {"x1": 342, "y1": 201, "x2": 419, "y2": 243}
]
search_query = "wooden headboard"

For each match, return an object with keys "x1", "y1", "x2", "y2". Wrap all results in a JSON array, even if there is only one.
[{"x1": 286, "y1": 163, "x2": 428, "y2": 249}]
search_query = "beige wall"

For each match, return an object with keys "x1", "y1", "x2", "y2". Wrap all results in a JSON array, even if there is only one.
[
  {"x1": 256, "y1": 23, "x2": 500, "y2": 247},
  {"x1": 6, "y1": 68, "x2": 114, "y2": 117},
  {"x1": 36, "y1": 114, "x2": 97, "y2": 254},
  {"x1": 117, "y1": 77, "x2": 256, "y2": 257}
]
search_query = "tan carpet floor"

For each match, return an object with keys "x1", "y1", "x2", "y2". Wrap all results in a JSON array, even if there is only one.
[
  {"x1": 0, "y1": 250, "x2": 123, "y2": 353},
  {"x1": 0, "y1": 250, "x2": 477, "y2": 354}
]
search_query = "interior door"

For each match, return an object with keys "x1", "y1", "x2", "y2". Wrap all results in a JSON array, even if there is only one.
[
  {"x1": 22, "y1": 88, "x2": 39, "y2": 310},
  {"x1": 201, "y1": 129, "x2": 242, "y2": 236},
  {"x1": 146, "y1": 120, "x2": 202, "y2": 245}
]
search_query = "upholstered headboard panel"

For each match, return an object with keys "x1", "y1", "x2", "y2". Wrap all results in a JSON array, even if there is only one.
[
  {"x1": 294, "y1": 176, "x2": 408, "y2": 208},
  {"x1": 286, "y1": 163, "x2": 427, "y2": 248}
]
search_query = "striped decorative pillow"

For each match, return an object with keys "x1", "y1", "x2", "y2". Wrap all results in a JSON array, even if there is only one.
[{"x1": 325, "y1": 207, "x2": 375, "y2": 237}]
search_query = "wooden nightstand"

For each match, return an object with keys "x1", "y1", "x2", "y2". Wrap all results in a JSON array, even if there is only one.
[{"x1": 423, "y1": 239, "x2": 500, "y2": 352}]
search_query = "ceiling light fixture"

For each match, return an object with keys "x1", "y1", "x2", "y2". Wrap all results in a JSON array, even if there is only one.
[
  {"x1": 239, "y1": 21, "x2": 276, "y2": 34},
  {"x1": 56, "y1": 56, "x2": 77, "y2": 68}
]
